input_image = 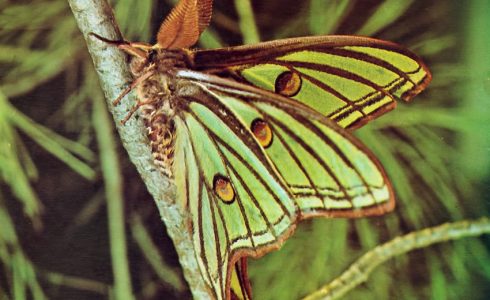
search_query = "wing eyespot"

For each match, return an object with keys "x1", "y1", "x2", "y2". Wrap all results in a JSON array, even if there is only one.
[
  {"x1": 251, "y1": 118, "x2": 273, "y2": 148},
  {"x1": 275, "y1": 70, "x2": 302, "y2": 97},
  {"x1": 213, "y1": 174, "x2": 236, "y2": 204}
]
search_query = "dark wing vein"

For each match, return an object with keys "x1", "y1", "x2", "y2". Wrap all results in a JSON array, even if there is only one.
[
  {"x1": 206, "y1": 184, "x2": 225, "y2": 298},
  {"x1": 184, "y1": 111, "x2": 233, "y2": 250},
  {"x1": 321, "y1": 48, "x2": 417, "y2": 86},
  {"x1": 197, "y1": 170, "x2": 219, "y2": 299},
  {"x1": 226, "y1": 156, "x2": 280, "y2": 240},
  {"x1": 296, "y1": 118, "x2": 376, "y2": 199},
  {"x1": 184, "y1": 95, "x2": 294, "y2": 219},
  {"x1": 179, "y1": 113, "x2": 226, "y2": 299},
  {"x1": 273, "y1": 60, "x2": 392, "y2": 100},
  {"x1": 264, "y1": 113, "x2": 352, "y2": 203},
  {"x1": 185, "y1": 106, "x2": 285, "y2": 244},
  {"x1": 296, "y1": 115, "x2": 377, "y2": 201},
  {"x1": 267, "y1": 120, "x2": 321, "y2": 199}
]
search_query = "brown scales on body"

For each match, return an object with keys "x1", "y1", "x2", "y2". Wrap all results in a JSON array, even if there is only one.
[
  {"x1": 143, "y1": 109, "x2": 176, "y2": 178},
  {"x1": 95, "y1": 43, "x2": 194, "y2": 177},
  {"x1": 135, "y1": 66, "x2": 179, "y2": 178},
  {"x1": 130, "y1": 49, "x2": 196, "y2": 178},
  {"x1": 119, "y1": 49, "x2": 188, "y2": 178}
]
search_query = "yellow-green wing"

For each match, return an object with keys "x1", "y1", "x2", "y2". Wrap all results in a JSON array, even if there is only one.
[
  {"x1": 229, "y1": 258, "x2": 252, "y2": 300},
  {"x1": 172, "y1": 77, "x2": 298, "y2": 300},
  {"x1": 179, "y1": 70, "x2": 394, "y2": 218},
  {"x1": 173, "y1": 70, "x2": 393, "y2": 299},
  {"x1": 192, "y1": 35, "x2": 431, "y2": 129}
]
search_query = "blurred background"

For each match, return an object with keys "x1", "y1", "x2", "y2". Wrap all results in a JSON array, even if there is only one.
[{"x1": 1, "y1": 0, "x2": 489, "y2": 299}]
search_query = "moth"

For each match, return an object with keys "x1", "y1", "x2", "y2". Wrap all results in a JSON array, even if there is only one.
[{"x1": 94, "y1": 0, "x2": 431, "y2": 299}]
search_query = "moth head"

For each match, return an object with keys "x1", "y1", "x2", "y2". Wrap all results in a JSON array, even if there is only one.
[{"x1": 115, "y1": 42, "x2": 155, "y2": 76}]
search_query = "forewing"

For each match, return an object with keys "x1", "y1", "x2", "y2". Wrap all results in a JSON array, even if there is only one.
[{"x1": 192, "y1": 35, "x2": 431, "y2": 129}]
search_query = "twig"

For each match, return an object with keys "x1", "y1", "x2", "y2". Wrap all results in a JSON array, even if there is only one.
[
  {"x1": 67, "y1": 0, "x2": 211, "y2": 298},
  {"x1": 303, "y1": 217, "x2": 490, "y2": 300}
]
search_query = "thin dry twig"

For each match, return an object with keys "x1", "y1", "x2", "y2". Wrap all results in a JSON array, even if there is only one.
[{"x1": 303, "y1": 217, "x2": 490, "y2": 300}]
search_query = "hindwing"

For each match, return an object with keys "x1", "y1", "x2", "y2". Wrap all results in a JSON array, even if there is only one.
[{"x1": 172, "y1": 70, "x2": 394, "y2": 299}]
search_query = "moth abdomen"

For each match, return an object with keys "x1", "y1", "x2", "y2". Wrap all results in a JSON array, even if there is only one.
[
  {"x1": 145, "y1": 114, "x2": 176, "y2": 178},
  {"x1": 139, "y1": 76, "x2": 177, "y2": 178}
]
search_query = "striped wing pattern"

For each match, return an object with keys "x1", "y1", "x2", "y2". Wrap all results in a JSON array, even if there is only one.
[
  {"x1": 172, "y1": 70, "x2": 394, "y2": 299},
  {"x1": 193, "y1": 36, "x2": 431, "y2": 129},
  {"x1": 229, "y1": 258, "x2": 252, "y2": 300},
  {"x1": 172, "y1": 77, "x2": 297, "y2": 299}
]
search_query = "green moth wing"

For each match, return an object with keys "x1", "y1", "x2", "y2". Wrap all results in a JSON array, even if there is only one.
[
  {"x1": 172, "y1": 70, "x2": 394, "y2": 299},
  {"x1": 172, "y1": 77, "x2": 297, "y2": 299},
  {"x1": 192, "y1": 35, "x2": 431, "y2": 129},
  {"x1": 229, "y1": 258, "x2": 252, "y2": 300}
]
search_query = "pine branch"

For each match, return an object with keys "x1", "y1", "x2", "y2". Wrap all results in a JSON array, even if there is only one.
[
  {"x1": 233, "y1": 0, "x2": 260, "y2": 43},
  {"x1": 67, "y1": 0, "x2": 210, "y2": 298},
  {"x1": 303, "y1": 217, "x2": 490, "y2": 300}
]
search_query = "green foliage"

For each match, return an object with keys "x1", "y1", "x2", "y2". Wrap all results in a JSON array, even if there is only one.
[{"x1": 0, "y1": 0, "x2": 489, "y2": 299}]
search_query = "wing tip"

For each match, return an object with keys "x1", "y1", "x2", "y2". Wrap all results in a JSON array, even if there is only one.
[
  {"x1": 402, "y1": 71, "x2": 432, "y2": 102},
  {"x1": 401, "y1": 53, "x2": 433, "y2": 102}
]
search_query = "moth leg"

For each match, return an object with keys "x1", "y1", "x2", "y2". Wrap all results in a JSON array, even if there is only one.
[
  {"x1": 120, "y1": 95, "x2": 156, "y2": 125},
  {"x1": 116, "y1": 70, "x2": 159, "y2": 125},
  {"x1": 113, "y1": 69, "x2": 155, "y2": 106}
]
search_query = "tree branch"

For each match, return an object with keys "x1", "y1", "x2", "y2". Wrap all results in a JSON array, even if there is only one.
[
  {"x1": 67, "y1": 0, "x2": 211, "y2": 298},
  {"x1": 303, "y1": 217, "x2": 490, "y2": 300}
]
